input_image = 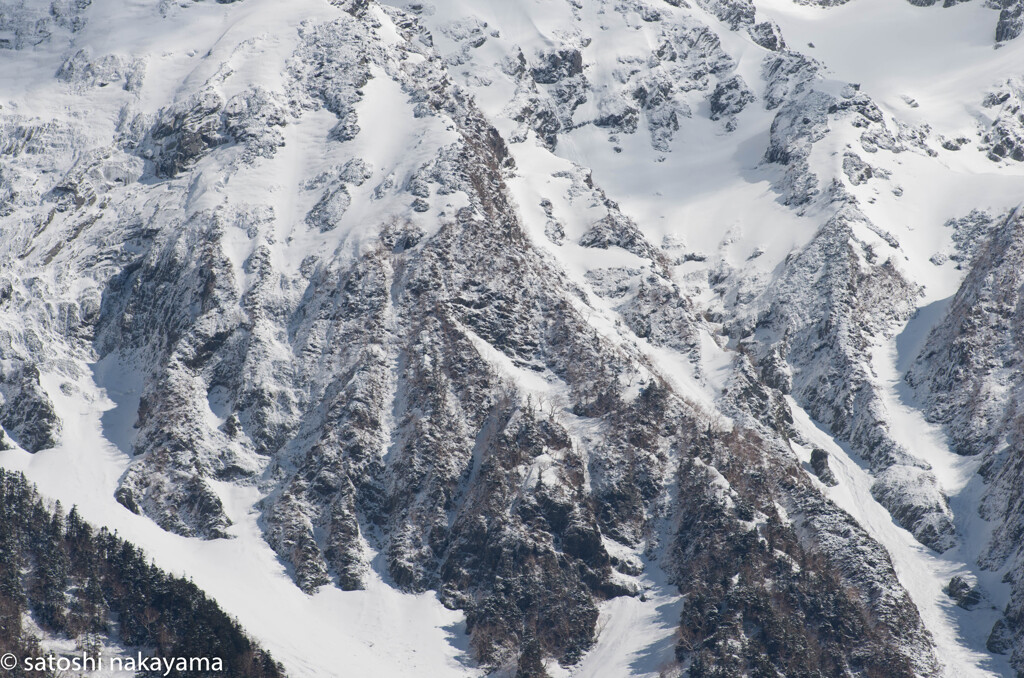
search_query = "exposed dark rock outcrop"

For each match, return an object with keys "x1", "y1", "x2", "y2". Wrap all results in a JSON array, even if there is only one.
[
  {"x1": 0, "y1": 362, "x2": 61, "y2": 453},
  {"x1": 981, "y1": 79, "x2": 1024, "y2": 163},
  {"x1": 996, "y1": 0, "x2": 1024, "y2": 42},
  {"x1": 810, "y1": 447, "x2": 839, "y2": 486},
  {"x1": 945, "y1": 575, "x2": 983, "y2": 610}
]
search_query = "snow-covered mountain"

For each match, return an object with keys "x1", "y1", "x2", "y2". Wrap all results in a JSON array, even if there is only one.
[{"x1": 2, "y1": 0, "x2": 1024, "y2": 676}]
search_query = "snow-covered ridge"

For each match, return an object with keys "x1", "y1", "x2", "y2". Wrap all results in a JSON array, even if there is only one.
[{"x1": 2, "y1": 0, "x2": 1024, "y2": 675}]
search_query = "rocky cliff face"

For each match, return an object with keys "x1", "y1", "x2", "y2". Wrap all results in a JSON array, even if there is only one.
[{"x1": 2, "y1": 0, "x2": 1024, "y2": 676}]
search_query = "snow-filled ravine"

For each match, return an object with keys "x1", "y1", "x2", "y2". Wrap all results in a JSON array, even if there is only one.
[{"x1": 785, "y1": 297, "x2": 1015, "y2": 678}]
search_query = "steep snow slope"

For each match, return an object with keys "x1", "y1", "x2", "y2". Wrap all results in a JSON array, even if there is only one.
[{"x1": 2, "y1": 0, "x2": 1024, "y2": 676}]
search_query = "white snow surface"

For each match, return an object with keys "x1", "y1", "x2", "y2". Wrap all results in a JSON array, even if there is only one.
[{"x1": 549, "y1": 570, "x2": 683, "y2": 678}]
